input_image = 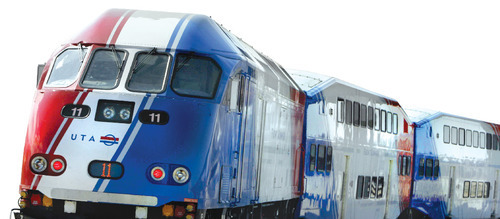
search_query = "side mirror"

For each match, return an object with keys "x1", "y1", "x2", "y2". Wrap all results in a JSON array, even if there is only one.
[{"x1": 37, "y1": 64, "x2": 45, "y2": 87}]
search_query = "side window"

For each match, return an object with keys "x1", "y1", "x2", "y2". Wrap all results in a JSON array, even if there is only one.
[
  {"x1": 171, "y1": 54, "x2": 222, "y2": 99},
  {"x1": 402, "y1": 156, "x2": 407, "y2": 176},
  {"x1": 374, "y1": 108, "x2": 381, "y2": 131},
  {"x1": 360, "y1": 104, "x2": 367, "y2": 128},
  {"x1": 493, "y1": 135, "x2": 498, "y2": 150},
  {"x1": 368, "y1": 106, "x2": 374, "y2": 129},
  {"x1": 470, "y1": 181, "x2": 477, "y2": 198},
  {"x1": 326, "y1": 146, "x2": 333, "y2": 173},
  {"x1": 480, "y1": 132, "x2": 486, "y2": 149},
  {"x1": 459, "y1": 128, "x2": 465, "y2": 146},
  {"x1": 425, "y1": 158, "x2": 433, "y2": 178},
  {"x1": 451, "y1": 127, "x2": 458, "y2": 145},
  {"x1": 346, "y1": 100, "x2": 353, "y2": 125},
  {"x1": 381, "y1": 110, "x2": 387, "y2": 132},
  {"x1": 387, "y1": 112, "x2": 392, "y2": 133},
  {"x1": 466, "y1": 130, "x2": 472, "y2": 147},
  {"x1": 477, "y1": 182, "x2": 484, "y2": 198},
  {"x1": 443, "y1": 125, "x2": 450, "y2": 144},
  {"x1": 309, "y1": 144, "x2": 317, "y2": 172},
  {"x1": 398, "y1": 156, "x2": 403, "y2": 175},
  {"x1": 363, "y1": 176, "x2": 371, "y2": 199},
  {"x1": 370, "y1": 176, "x2": 377, "y2": 199},
  {"x1": 473, "y1": 131, "x2": 479, "y2": 148},
  {"x1": 487, "y1": 133, "x2": 493, "y2": 150},
  {"x1": 337, "y1": 98, "x2": 345, "y2": 123},
  {"x1": 317, "y1": 145, "x2": 326, "y2": 172},
  {"x1": 46, "y1": 48, "x2": 88, "y2": 87},
  {"x1": 433, "y1": 160, "x2": 439, "y2": 178},
  {"x1": 485, "y1": 182, "x2": 491, "y2": 198},
  {"x1": 464, "y1": 181, "x2": 470, "y2": 198},
  {"x1": 377, "y1": 177, "x2": 384, "y2": 198},
  {"x1": 418, "y1": 158, "x2": 425, "y2": 177},
  {"x1": 356, "y1": 176, "x2": 364, "y2": 199},
  {"x1": 393, "y1": 113, "x2": 398, "y2": 134},
  {"x1": 406, "y1": 156, "x2": 412, "y2": 176},
  {"x1": 353, "y1": 102, "x2": 360, "y2": 126}
]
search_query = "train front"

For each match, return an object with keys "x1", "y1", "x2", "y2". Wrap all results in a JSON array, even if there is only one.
[{"x1": 17, "y1": 9, "x2": 240, "y2": 218}]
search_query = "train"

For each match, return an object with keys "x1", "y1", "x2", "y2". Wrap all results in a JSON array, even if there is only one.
[{"x1": 12, "y1": 9, "x2": 499, "y2": 219}]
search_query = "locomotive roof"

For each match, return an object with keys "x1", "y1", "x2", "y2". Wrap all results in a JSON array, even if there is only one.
[
  {"x1": 70, "y1": 9, "x2": 241, "y2": 58},
  {"x1": 288, "y1": 69, "x2": 400, "y2": 106},
  {"x1": 407, "y1": 108, "x2": 500, "y2": 130}
]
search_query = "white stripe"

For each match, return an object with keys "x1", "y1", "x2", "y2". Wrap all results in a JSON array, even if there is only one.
[
  {"x1": 170, "y1": 15, "x2": 195, "y2": 51},
  {"x1": 106, "y1": 10, "x2": 133, "y2": 46},
  {"x1": 98, "y1": 94, "x2": 157, "y2": 192},
  {"x1": 30, "y1": 175, "x2": 39, "y2": 189}
]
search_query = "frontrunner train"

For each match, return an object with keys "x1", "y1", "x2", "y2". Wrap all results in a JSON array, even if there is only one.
[{"x1": 13, "y1": 9, "x2": 500, "y2": 219}]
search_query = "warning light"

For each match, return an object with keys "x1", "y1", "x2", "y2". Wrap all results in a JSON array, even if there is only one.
[
  {"x1": 51, "y1": 159, "x2": 64, "y2": 172},
  {"x1": 31, "y1": 194, "x2": 42, "y2": 206},
  {"x1": 151, "y1": 167, "x2": 165, "y2": 181},
  {"x1": 162, "y1": 205, "x2": 174, "y2": 217}
]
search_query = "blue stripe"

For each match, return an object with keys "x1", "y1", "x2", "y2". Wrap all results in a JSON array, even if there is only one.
[
  {"x1": 92, "y1": 95, "x2": 150, "y2": 192},
  {"x1": 165, "y1": 14, "x2": 190, "y2": 52}
]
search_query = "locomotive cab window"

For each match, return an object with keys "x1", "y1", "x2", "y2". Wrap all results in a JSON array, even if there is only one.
[
  {"x1": 127, "y1": 50, "x2": 171, "y2": 93},
  {"x1": 171, "y1": 54, "x2": 222, "y2": 99},
  {"x1": 81, "y1": 48, "x2": 127, "y2": 89},
  {"x1": 46, "y1": 48, "x2": 88, "y2": 87}
]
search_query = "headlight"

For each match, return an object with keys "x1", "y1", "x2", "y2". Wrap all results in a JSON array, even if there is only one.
[
  {"x1": 103, "y1": 106, "x2": 115, "y2": 119},
  {"x1": 31, "y1": 156, "x2": 48, "y2": 173},
  {"x1": 95, "y1": 100, "x2": 134, "y2": 123},
  {"x1": 172, "y1": 167, "x2": 189, "y2": 184},
  {"x1": 119, "y1": 108, "x2": 131, "y2": 120}
]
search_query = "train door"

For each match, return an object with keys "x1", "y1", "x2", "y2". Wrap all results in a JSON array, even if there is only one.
[
  {"x1": 252, "y1": 97, "x2": 266, "y2": 201},
  {"x1": 219, "y1": 74, "x2": 250, "y2": 204},
  {"x1": 447, "y1": 166, "x2": 456, "y2": 215},
  {"x1": 493, "y1": 170, "x2": 499, "y2": 216},
  {"x1": 234, "y1": 74, "x2": 250, "y2": 203},
  {"x1": 383, "y1": 160, "x2": 393, "y2": 219},
  {"x1": 339, "y1": 155, "x2": 350, "y2": 219}
]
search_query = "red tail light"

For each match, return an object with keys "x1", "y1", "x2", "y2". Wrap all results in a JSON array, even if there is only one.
[
  {"x1": 151, "y1": 167, "x2": 165, "y2": 181},
  {"x1": 51, "y1": 159, "x2": 65, "y2": 173}
]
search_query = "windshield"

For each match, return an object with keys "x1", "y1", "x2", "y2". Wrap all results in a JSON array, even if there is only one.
[
  {"x1": 81, "y1": 49, "x2": 126, "y2": 89},
  {"x1": 46, "y1": 48, "x2": 87, "y2": 87},
  {"x1": 171, "y1": 54, "x2": 222, "y2": 99},
  {"x1": 127, "y1": 51, "x2": 170, "y2": 93}
]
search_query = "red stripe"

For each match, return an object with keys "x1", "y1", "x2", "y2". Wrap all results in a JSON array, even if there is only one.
[
  {"x1": 71, "y1": 9, "x2": 132, "y2": 45},
  {"x1": 101, "y1": 137, "x2": 119, "y2": 141}
]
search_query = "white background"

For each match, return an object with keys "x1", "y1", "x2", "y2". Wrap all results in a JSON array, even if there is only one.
[{"x1": 1, "y1": 0, "x2": 499, "y2": 216}]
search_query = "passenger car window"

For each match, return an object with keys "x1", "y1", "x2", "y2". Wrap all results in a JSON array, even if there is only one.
[
  {"x1": 317, "y1": 145, "x2": 326, "y2": 172},
  {"x1": 171, "y1": 54, "x2": 222, "y2": 99},
  {"x1": 425, "y1": 158, "x2": 433, "y2": 178},
  {"x1": 46, "y1": 48, "x2": 87, "y2": 87},
  {"x1": 127, "y1": 51, "x2": 170, "y2": 93},
  {"x1": 443, "y1": 125, "x2": 450, "y2": 144},
  {"x1": 81, "y1": 49, "x2": 126, "y2": 89},
  {"x1": 309, "y1": 144, "x2": 317, "y2": 172}
]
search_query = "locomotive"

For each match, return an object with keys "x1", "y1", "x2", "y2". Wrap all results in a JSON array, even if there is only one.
[
  {"x1": 16, "y1": 9, "x2": 304, "y2": 218},
  {"x1": 14, "y1": 9, "x2": 500, "y2": 219}
]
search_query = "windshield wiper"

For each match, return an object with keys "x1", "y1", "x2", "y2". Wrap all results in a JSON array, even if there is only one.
[
  {"x1": 110, "y1": 45, "x2": 123, "y2": 70},
  {"x1": 78, "y1": 43, "x2": 85, "y2": 63},
  {"x1": 133, "y1": 48, "x2": 157, "y2": 74}
]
